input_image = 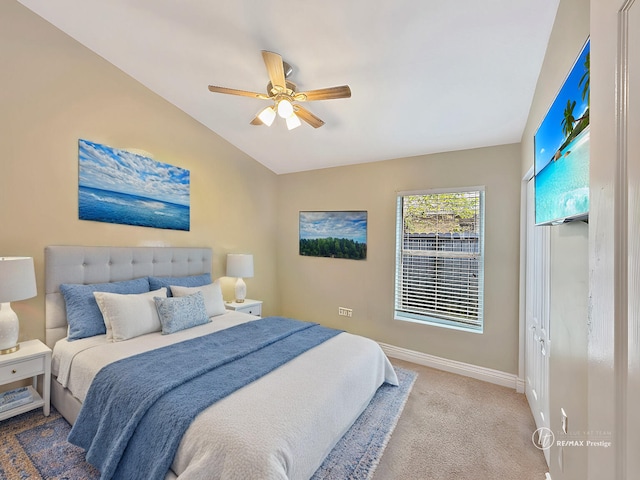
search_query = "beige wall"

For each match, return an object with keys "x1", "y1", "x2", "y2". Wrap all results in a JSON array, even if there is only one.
[
  {"x1": 277, "y1": 144, "x2": 522, "y2": 374},
  {"x1": 520, "y1": 0, "x2": 590, "y2": 477},
  {"x1": 0, "y1": 1, "x2": 280, "y2": 342}
]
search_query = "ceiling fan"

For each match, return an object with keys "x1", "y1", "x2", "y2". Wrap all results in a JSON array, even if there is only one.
[{"x1": 208, "y1": 51, "x2": 351, "y2": 130}]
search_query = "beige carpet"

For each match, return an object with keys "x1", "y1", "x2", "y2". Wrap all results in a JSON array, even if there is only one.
[{"x1": 373, "y1": 359, "x2": 548, "y2": 480}]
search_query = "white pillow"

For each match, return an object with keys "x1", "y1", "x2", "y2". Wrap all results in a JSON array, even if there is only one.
[
  {"x1": 93, "y1": 287, "x2": 167, "y2": 342},
  {"x1": 170, "y1": 282, "x2": 226, "y2": 318}
]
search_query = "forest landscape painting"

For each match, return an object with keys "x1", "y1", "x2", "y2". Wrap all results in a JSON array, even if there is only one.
[
  {"x1": 534, "y1": 38, "x2": 590, "y2": 225},
  {"x1": 78, "y1": 139, "x2": 190, "y2": 231},
  {"x1": 299, "y1": 211, "x2": 367, "y2": 260}
]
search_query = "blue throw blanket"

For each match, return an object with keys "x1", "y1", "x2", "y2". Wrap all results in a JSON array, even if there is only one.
[{"x1": 68, "y1": 317, "x2": 342, "y2": 480}]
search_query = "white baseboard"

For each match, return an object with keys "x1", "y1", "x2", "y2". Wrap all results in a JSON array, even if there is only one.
[{"x1": 379, "y1": 342, "x2": 524, "y2": 391}]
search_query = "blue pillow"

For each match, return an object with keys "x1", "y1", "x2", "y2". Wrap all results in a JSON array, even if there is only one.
[
  {"x1": 148, "y1": 273, "x2": 211, "y2": 296},
  {"x1": 60, "y1": 277, "x2": 150, "y2": 341},
  {"x1": 154, "y1": 292, "x2": 210, "y2": 334}
]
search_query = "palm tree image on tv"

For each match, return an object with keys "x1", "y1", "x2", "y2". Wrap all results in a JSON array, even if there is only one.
[
  {"x1": 299, "y1": 211, "x2": 367, "y2": 260},
  {"x1": 559, "y1": 52, "x2": 589, "y2": 152},
  {"x1": 561, "y1": 99, "x2": 577, "y2": 138},
  {"x1": 534, "y1": 39, "x2": 590, "y2": 225}
]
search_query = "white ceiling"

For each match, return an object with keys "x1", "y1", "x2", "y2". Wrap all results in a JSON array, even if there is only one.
[{"x1": 18, "y1": 0, "x2": 559, "y2": 175}]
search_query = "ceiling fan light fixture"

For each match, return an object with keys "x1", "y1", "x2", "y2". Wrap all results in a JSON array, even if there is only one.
[
  {"x1": 286, "y1": 113, "x2": 302, "y2": 130},
  {"x1": 208, "y1": 50, "x2": 351, "y2": 129},
  {"x1": 277, "y1": 99, "x2": 294, "y2": 118},
  {"x1": 257, "y1": 106, "x2": 276, "y2": 126}
]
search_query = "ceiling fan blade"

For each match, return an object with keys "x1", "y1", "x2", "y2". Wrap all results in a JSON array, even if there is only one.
[
  {"x1": 262, "y1": 51, "x2": 286, "y2": 92},
  {"x1": 294, "y1": 85, "x2": 351, "y2": 102},
  {"x1": 250, "y1": 116, "x2": 264, "y2": 125},
  {"x1": 208, "y1": 85, "x2": 270, "y2": 99},
  {"x1": 294, "y1": 105, "x2": 325, "y2": 128}
]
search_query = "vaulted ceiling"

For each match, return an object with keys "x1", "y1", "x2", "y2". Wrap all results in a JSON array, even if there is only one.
[{"x1": 18, "y1": 0, "x2": 560, "y2": 174}]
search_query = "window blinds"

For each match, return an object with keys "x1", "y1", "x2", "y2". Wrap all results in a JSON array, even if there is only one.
[{"x1": 395, "y1": 189, "x2": 484, "y2": 331}]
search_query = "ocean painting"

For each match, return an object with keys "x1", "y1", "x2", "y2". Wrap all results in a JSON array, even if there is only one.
[
  {"x1": 78, "y1": 139, "x2": 190, "y2": 231},
  {"x1": 299, "y1": 211, "x2": 367, "y2": 260},
  {"x1": 534, "y1": 38, "x2": 590, "y2": 225}
]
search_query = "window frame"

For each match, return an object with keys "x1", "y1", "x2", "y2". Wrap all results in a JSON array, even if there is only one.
[{"x1": 394, "y1": 186, "x2": 485, "y2": 333}]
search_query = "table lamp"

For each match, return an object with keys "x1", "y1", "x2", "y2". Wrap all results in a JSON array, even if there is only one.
[
  {"x1": 0, "y1": 257, "x2": 37, "y2": 354},
  {"x1": 226, "y1": 254, "x2": 254, "y2": 303}
]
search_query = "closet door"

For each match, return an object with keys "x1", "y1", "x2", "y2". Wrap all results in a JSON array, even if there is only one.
[{"x1": 525, "y1": 177, "x2": 550, "y2": 465}]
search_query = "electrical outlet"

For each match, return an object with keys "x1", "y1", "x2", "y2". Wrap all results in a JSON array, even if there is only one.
[{"x1": 338, "y1": 307, "x2": 353, "y2": 317}]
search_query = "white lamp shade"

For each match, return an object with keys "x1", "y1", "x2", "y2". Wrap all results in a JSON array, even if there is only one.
[
  {"x1": 0, "y1": 257, "x2": 37, "y2": 303},
  {"x1": 226, "y1": 254, "x2": 254, "y2": 279}
]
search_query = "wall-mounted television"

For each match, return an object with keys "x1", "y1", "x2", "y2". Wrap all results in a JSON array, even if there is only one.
[{"x1": 534, "y1": 38, "x2": 590, "y2": 226}]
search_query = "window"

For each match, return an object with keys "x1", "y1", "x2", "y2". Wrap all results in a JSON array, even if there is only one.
[{"x1": 394, "y1": 187, "x2": 485, "y2": 332}]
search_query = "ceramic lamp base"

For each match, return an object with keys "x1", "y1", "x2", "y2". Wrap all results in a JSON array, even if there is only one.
[
  {"x1": 234, "y1": 278, "x2": 247, "y2": 303},
  {"x1": 0, "y1": 303, "x2": 19, "y2": 354}
]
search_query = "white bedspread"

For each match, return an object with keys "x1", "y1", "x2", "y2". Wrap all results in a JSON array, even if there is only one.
[{"x1": 52, "y1": 312, "x2": 398, "y2": 480}]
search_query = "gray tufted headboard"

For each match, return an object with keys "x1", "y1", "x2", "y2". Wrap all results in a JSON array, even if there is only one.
[{"x1": 45, "y1": 245, "x2": 213, "y2": 349}]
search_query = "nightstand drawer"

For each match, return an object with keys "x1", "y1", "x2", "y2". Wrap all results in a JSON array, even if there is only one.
[
  {"x1": 0, "y1": 356, "x2": 44, "y2": 382},
  {"x1": 225, "y1": 299, "x2": 262, "y2": 318},
  {"x1": 240, "y1": 304, "x2": 262, "y2": 316}
]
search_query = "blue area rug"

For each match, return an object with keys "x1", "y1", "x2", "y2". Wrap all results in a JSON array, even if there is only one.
[{"x1": 0, "y1": 367, "x2": 416, "y2": 480}]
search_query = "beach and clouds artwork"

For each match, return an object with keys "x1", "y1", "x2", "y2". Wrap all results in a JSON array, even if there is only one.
[
  {"x1": 299, "y1": 211, "x2": 367, "y2": 260},
  {"x1": 78, "y1": 139, "x2": 190, "y2": 231}
]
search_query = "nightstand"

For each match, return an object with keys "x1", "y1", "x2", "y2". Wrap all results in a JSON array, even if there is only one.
[
  {"x1": 0, "y1": 339, "x2": 51, "y2": 421},
  {"x1": 225, "y1": 299, "x2": 262, "y2": 317}
]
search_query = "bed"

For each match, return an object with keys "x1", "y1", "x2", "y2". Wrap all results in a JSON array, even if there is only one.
[{"x1": 44, "y1": 245, "x2": 398, "y2": 480}]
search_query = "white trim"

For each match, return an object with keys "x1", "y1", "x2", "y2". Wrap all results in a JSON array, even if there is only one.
[
  {"x1": 397, "y1": 185, "x2": 485, "y2": 197},
  {"x1": 379, "y1": 342, "x2": 523, "y2": 391},
  {"x1": 393, "y1": 314, "x2": 483, "y2": 334},
  {"x1": 519, "y1": 166, "x2": 534, "y2": 389},
  {"x1": 615, "y1": 3, "x2": 632, "y2": 477}
]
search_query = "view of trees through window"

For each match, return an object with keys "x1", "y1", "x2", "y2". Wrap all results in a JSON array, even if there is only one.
[{"x1": 402, "y1": 192, "x2": 480, "y2": 235}]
